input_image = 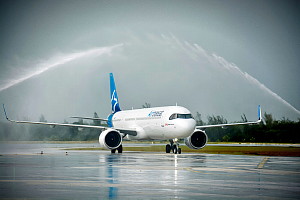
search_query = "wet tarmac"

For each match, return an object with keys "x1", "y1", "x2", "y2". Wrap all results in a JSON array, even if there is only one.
[{"x1": 0, "y1": 143, "x2": 300, "y2": 199}]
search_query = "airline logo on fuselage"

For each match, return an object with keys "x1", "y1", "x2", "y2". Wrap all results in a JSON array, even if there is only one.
[{"x1": 148, "y1": 111, "x2": 164, "y2": 117}]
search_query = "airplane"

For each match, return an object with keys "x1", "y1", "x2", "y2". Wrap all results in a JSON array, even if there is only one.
[{"x1": 2, "y1": 73, "x2": 262, "y2": 154}]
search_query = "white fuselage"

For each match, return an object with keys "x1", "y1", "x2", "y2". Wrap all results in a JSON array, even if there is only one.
[{"x1": 111, "y1": 106, "x2": 196, "y2": 140}]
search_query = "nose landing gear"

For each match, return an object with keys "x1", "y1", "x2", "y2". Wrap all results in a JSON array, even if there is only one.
[{"x1": 166, "y1": 139, "x2": 181, "y2": 154}]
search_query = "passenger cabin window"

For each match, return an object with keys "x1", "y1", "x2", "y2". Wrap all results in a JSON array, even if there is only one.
[{"x1": 169, "y1": 113, "x2": 193, "y2": 120}]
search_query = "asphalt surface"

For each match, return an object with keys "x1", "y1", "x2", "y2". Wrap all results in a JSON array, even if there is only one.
[{"x1": 0, "y1": 143, "x2": 299, "y2": 199}]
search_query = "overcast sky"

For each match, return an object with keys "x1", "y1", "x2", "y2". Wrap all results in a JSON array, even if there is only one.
[{"x1": 0, "y1": 0, "x2": 299, "y2": 122}]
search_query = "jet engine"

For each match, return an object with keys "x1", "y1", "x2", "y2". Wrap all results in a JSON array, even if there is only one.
[
  {"x1": 99, "y1": 129, "x2": 122, "y2": 150},
  {"x1": 184, "y1": 130, "x2": 207, "y2": 149}
]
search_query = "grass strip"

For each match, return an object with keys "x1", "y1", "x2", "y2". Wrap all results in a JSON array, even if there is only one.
[{"x1": 64, "y1": 145, "x2": 300, "y2": 156}]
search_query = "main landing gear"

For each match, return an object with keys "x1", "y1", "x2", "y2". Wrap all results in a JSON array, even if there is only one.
[
  {"x1": 111, "y1": 145, "x2": 123, "y2": 153},
  {"x1": 166, "y1": 139, "x2": 181, "y2": 154}
]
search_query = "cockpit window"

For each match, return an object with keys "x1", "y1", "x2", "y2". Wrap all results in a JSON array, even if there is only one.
[
  {"x1": 169, "y1": 114, "x2": 177, "y2": 120},
  {"x1": 178, "y1": 114, "x2": 193, "y2": 119},
  {"x1": 169, "y1": 113, "x2": 193, "y2": 120}
]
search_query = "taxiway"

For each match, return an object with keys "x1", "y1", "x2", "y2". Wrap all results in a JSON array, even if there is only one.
[{"x1": 0, "y1": 143, "x2": 299, "y2": 199}]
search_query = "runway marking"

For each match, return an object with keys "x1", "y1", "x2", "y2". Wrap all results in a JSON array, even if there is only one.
[
  {"x1": 184, "y1": 167, "x2": 237, "y2": 176},
  {"x1": 257, "y1": 157, "x2": 269, "y2": 169},
  {"x1": 184, "y1": 167, "x2": 210, "y2": 175}
]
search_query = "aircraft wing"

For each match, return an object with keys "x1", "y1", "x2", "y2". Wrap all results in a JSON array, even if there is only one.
[
  {"x1": 70, "y1": 116, "x2": 108, "y2": 122},
  {"x1": 116, "y1": 128, "x2": 138, "y2": 136},
  {"x1": 196, "y1": 105, "x2": 262, "y2": 129},
  {"x1": 2, "y1": 104, "x2": 137, "y2": 136},
  {"x1": 4, "y1": 116, "x2": 108, "y2": 130}
]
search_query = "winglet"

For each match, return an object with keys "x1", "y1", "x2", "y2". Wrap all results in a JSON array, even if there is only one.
[
  {"x1": 2, "y1": 104, "x2": 9, "y2": 121},
  {"x1": 257, "y1": 105, "x2": 262, "y2": 123}
]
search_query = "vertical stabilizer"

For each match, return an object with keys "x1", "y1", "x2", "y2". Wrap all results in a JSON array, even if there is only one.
[
  {"x1": 110, "y1": 73, "x2": 121, "y2": 113},
  {"x1": 258, "y1": 105, "x2": 262, "y2": 122}
]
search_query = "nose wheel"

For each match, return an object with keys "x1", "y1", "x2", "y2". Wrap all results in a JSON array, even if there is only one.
[{"x1": 166, "y1": 139, "x2": 181, "y2": 154}]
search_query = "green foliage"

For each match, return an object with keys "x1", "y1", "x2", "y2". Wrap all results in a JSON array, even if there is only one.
[
  {"x1": 207, "y1": 115, "x2": 227, "y2": 125},
  {"x1": 67, "y1": 145, "x2": 300, "y2": 157},
  {"x1": 195, "y1": 112, "x2": 204, "y2": 126},
  {"x1": 93, "y1": 112, "x2": 101, "y2": 126},
  {"x1": 142, "y1": 102, "x2": 151, "y2": 108},
  {"x1": 205, "y1": 114, "x2": 228, "y2": 142},
  {"x1": 0, "y1": 113, "x2": 101, "y2": 141},
  {"x1": 39, "y1": 114, "x2": 47, "y2": 122},
  {"x1": 205, "y1": 113, "x2": 300, "y2": 143}
]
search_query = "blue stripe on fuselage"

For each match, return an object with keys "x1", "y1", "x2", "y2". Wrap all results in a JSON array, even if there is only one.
[{"x1": 107, "y1": 113, "x2": 114, "y2": 127}]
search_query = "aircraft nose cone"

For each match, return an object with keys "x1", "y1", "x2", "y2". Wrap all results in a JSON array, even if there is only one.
[{"x1": 177, "y1": 119, "x2": 196, "y2": 137}]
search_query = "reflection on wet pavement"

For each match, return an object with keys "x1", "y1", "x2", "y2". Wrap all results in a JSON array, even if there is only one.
[{"x1": 0, "y1": 143, "x2": 299, "y2": 199}]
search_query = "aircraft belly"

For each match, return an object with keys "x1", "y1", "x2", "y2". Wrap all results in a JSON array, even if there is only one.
[
  {"x1": 143, "y1": 126, "x2": 163, "y2": 140},
  {"x1": 143, "y1": 125, "x2": 178, "y2": 140}
]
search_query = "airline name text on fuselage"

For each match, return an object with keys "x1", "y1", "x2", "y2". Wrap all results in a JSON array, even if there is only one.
[{"x1": 148, "y1": 111, "x2": 164, "y2": 117}]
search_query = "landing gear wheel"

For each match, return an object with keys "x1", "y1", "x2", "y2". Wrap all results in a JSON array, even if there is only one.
[
  {"x1": 166, "y1": 139, "x2": 182, "y2": 154},
  {"x1": 166, "y1": 144, "x2": 171, "y2": 153},
  {"x1": 111, "y1": 149, "x2": 116, "y2": 153},
  {"x1": 172, "y1": 145, "x2": 178, "y2": 154},
  {"x1": 117, "y1": 145, "x2": 123, "y2": 153},
  {"x1": 178, "y1": 148, "x2": 181, "y2": 154}
]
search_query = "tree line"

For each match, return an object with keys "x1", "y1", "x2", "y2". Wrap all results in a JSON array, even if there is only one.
[
  {"x1": 0, "y1": 110, "x2": 299, "y2": 143},
  {"x1": 194, "y1": 112, "x2": 300, "y2": 143},
  {"x1": 0, "y1": 112, "x2": 105, "y2": 141}
]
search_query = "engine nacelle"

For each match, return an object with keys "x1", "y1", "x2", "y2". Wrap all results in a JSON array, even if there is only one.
[
  {"x1": 185, "y1": 129, "x2": 208, "y2": 149},
  {"x1": 99, "y1": 129, "x2": 122, "y2": 150}
]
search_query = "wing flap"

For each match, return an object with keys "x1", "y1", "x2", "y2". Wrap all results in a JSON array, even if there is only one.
[
  {"x1": 116, "y1": 128, "x2": 137, "y2": 136},
  {"x1": 70, "y1": 116, "x2": 108, "y2": 122}
]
